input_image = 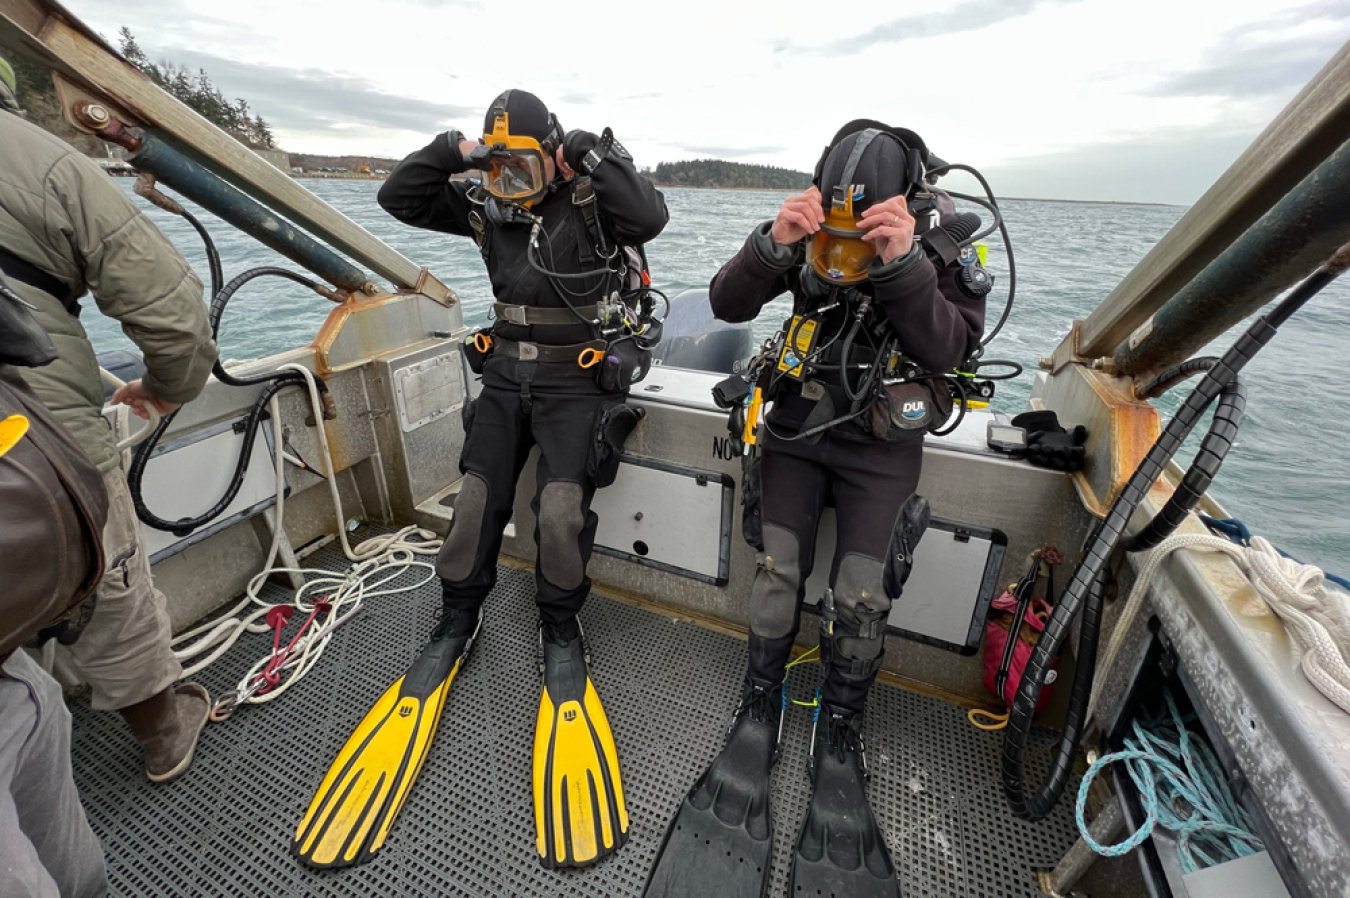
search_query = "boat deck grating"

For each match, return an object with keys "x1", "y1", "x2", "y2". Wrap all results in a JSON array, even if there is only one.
[{"x1": 69, "y1": 532, "x2": 1083, "y2": 897}]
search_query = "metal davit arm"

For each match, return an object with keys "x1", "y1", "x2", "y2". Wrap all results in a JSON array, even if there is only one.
[
  {"x1": 1051, "y1": 39, "x2": 1350, "y2": 368},
  {"x1": 1112, "y1": 138, "x2": 1350, "y2": 379},
  {"x1": 0, "y1": 0, "x2": 454, "y2": 304}
]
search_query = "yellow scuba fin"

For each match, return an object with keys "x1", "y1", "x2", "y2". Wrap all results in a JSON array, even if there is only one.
[
  {"x1": 292, "y1": 612, "x2": 480, "y2": 868},
  {"x1": 533, "y1": 625, "x2": 628, "y2": 868}
]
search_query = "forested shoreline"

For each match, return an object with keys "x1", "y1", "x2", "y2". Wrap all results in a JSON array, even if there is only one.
[{"x1": 647, "y1": 159, "x2": 811, "y2": 190}]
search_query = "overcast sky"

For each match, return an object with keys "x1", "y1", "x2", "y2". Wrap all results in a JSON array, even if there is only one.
[{"x1": 66, "y1": 0, "x2": 1350, "y2": 204}]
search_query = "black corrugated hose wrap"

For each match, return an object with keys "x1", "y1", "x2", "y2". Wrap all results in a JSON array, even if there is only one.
[
  {"x1": 1000, "y1": 247, "x2": 1348, "y2": 821},
  {"x1": 126, "y1": 208, "x2": 332, "y2": 537}
]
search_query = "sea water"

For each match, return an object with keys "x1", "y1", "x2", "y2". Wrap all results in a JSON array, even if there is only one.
[{"x1": 85, "y1": 180, "x2": 1348, "y2": 573}]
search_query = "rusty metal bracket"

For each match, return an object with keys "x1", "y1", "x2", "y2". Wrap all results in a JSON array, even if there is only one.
[
  {"x1": 1048, "y1": 321, "x2": 1117, "y2": 375},
  {"x1": 407, "y1": 267, "x2": 457, "y2": 308}
]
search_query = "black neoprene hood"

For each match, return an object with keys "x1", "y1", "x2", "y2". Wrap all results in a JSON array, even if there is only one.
[
  {"x1": 816, "y1": 129, "x2": 913, "y2": 215},
  {"x1": 483, "y1": 89, "x2": 559, "y2": 150}
]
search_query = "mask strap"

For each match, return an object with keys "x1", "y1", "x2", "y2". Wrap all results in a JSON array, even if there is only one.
[{"x1": 838, "y1": 128, "x2": 880, "y2": 190}]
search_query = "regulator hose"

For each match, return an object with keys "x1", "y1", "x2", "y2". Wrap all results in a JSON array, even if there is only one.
[
  {"x1": 1000, "y1": 241, "x2": 1350, "y2": 821},
  {"x1": 941, "y1": 211, "x2": 983, "y2": 245},
  {"x1": 925, "y1": 162, "x2": 1016, "y2": 355}
]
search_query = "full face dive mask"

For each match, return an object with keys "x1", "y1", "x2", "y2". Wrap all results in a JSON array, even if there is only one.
[
  {"x1": 807, "y1": 128, "x2": 924, "y2": 284},
  {"x1": 475, "y1": 107, "x2": 560, "y2": 208}
]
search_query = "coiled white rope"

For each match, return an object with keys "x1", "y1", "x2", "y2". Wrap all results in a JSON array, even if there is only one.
[
  {"x1": 169, "y1": 363, "x2": 444, "y2": 718},
  {"x1": 1091, "y1": 533, "x2": 1350, "y2": 719}
]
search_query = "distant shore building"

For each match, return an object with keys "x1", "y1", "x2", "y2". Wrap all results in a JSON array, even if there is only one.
[{"x1": 255, "y1": 148, "x2": 290, "y2": 172}]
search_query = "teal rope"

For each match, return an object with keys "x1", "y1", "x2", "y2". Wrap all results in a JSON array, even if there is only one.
[{"x1": 1075, "y1": 690, "x2": 1264, "y2": 872}]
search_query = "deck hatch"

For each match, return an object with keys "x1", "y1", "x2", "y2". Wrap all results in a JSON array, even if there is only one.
[{"x1": 803, "y1": 513, "x2": 1007, "y2": 654}]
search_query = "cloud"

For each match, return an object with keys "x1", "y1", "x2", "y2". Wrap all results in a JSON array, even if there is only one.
[
  {"x1": 675, "y1": 144, "x2": 786, "y2": 159},
  {"x1": 143, "y1": 48, "x2": 474, "y2": 136},
  {"x1": 557, "y1": 91, "x2": 594, "y2": 105},
  {"x1": 1148, "y1": 2, "x2": 1350, "y2": 99},
  {"x1": 777, "y1": 0, "x2": 1075, "y2": 55}
]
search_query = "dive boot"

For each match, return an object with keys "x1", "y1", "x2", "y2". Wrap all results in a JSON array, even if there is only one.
[
  {"x1": 789, "y1": 704, "x2": 901, "y2": 897},
  {"x1": 293, "y1": 606, "x2": 481, "y2": 868},
  {"x1": 534, "y1": 617, "x2": 628, "y2": 868},
  {"x1": 643, "y1": 680, "x2": 782, "y2": 898}
]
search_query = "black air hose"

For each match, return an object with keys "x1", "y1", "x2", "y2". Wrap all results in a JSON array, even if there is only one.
[
  {"x1": 128, "y1": 262, "x2": 334, "y2": 536},
  {"x1": 942, "y1": 212, "x2": 983, "y2": 244},
  {"x1": 180, "y1": 208, "x2": 223, "y2": 300},
  {"x1": 1136, "y1": 356, "x2": 1219, "y2": 400},
  {"x1": 1122, "y1": 376, "x2": 1245, "y2": 552},
  {"x1": 924, "y1": 162, "x2": 1016, "y2": 353},
  {"x1": 1000, "y1": 242, "x2": 1350, "y2": 821}
]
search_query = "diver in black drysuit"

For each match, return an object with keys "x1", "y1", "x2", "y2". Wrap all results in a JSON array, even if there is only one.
[
  {"x1": 377, "y1": 90, "x2": 667, "y2": 644},
  {"x1": 643, "y1": 124, "x2": 985, "y2": 897}
]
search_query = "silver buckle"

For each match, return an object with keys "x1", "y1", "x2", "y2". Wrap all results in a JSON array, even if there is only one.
[
  {"x1": 502, "y1": 305, "x2": 528, "y2": 326},
  {"x1": 517, "y1": 342, "x2": 539, "y2": 360}
]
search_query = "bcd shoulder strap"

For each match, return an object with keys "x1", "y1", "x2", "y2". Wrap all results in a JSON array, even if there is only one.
[{"x1": 571, "y1": 176, "x2": 618, "y2": 268}]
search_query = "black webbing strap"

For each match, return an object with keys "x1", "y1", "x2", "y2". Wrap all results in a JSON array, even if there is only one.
[
  {"x1": 493, "y1": 302, "x2": 600, "y2": 326},
  {"x1": 493, "y1": 337, "x2": 605, "y2": 363},
  {"x1": 467, "y1": 209, "x2": 489, "y2": 262},
  {"x1": 920, "y1": 224, "x2": 962, "y2": 268},
  {"x1": 995, "y1": 557, "x2": 1042, "y2": 696},
  {"x1": 0, "y1": 246, "x2": 80, "y2": 317},
  {"x1": 571, "y1": 177, "x2": 613, "y2": 263}
]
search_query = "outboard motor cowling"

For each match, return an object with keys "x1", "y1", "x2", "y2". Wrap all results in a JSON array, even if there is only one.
[{"x1": 650, "y1": 288, "x2": 752, "y2": 375}]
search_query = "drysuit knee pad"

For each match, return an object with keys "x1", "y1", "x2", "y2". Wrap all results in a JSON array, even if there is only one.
[
  {"x1": 823, "y1": 553, "x2": 890, "y2": 680},
  {"x1": 538, "y1": 481, "x2": 585, "y2": 590},
  {"x1": 437, "y1": 472, "x2": 489, "y2": 583},
  {"x1": 749, "y1": 524, "x2": 803, "y2": 639}
]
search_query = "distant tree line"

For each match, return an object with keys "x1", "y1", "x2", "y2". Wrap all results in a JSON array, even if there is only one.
[
  {"x1": 118, "y1": 28, "x2": 275, "y2": 150},
  {"x1": 649, "y1": 159, "x2": 811, "y2": 190}
]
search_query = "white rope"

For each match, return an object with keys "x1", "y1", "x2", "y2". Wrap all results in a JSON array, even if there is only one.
[
  {"x1": 171, "y1": 363, "x2": 444, "y2": 717},
  {"x1": 1091, "y1": 533, "x2": 1350, "y2": 720}
]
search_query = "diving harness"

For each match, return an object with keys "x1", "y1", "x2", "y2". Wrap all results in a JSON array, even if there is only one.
[
  {"x1": 715, "y1": 159, "x2": 1021, "y2": 451},
  {"x1": 461, "y1": 136, "x2": 667, "y2": 387}
]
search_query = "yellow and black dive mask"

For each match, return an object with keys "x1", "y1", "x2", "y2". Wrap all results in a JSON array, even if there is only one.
[
  {"x1": 806, "y1": 184, "x2": 876, "y2": 284},
  {"x1": 479, "y1": 110, "x2": 549, "y2": 207}
]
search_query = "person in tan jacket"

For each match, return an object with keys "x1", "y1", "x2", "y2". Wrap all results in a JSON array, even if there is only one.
[{"x1": 0, "y1": 55, "x2": 218, "y2": 783}]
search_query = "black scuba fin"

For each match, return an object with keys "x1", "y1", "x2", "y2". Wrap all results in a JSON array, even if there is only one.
[
  {"x1": 643, "y1": 684, "x2": 781, "y2": 898},
  {"x1": 789, "y1": 706, "x2": 902, "y2": 897}
]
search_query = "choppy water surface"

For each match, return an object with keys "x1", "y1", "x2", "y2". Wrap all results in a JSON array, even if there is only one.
[{"x1": 87, "y1": 180, "x2": 1348, "y2": 572}]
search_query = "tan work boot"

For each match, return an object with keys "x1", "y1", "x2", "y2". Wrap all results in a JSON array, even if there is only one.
[{"x1": 118, "y1": 683, "x2": 210, "y2": 783}]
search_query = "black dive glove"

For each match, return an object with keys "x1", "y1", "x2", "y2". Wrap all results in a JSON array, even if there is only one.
[
  {"x1": 1012, "y1": 410, "x2": 1088, "y2": 472},
  {"x1": 562, "y1": 129, "x2": 600, "y2": 173}
]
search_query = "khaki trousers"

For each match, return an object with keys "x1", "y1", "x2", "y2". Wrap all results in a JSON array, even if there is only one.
[{"x1": 55, "y1": 469, "x2": 181, "y2": 710}]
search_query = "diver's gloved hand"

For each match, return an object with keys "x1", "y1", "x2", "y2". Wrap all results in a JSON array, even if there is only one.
[
  {"x1": 1012, "y1": 410, "x2": 1088, "y2": 472},
  {"x1": 562, "y1": 129, "x2": 601, "y2": 173}
]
